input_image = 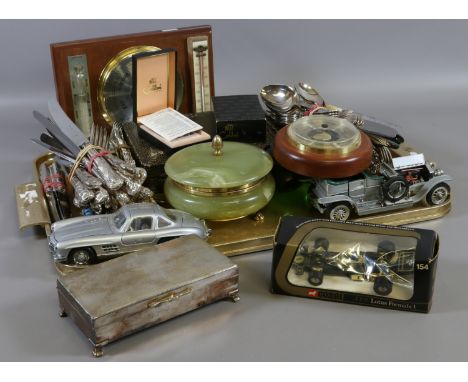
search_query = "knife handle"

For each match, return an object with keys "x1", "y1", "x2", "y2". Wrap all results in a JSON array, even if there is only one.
[
  {"x1": 39, "y1": 161, "x2": 71, "y2": 221},
  {"x1": 70, "y1": 176, "x2": 94, "y2": 206},
  {"x1": 87, "y1": 148, "x2": 124, "y2": 191}
]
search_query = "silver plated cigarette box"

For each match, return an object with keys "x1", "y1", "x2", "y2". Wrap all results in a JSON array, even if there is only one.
[{"x1": 56, "y1": 235, "x2": 239, "y2": 357}]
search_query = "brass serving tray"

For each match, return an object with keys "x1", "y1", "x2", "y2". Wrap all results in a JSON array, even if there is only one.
[
  {"x1": 207, "y1": 185, "x2": 451, "y2": 256},
  {"x1": 16, "y1": 142, "x2": 452, "y2": 272},
  {"x1": 207, "y1": 142, "x2": 452, "y2": 256}
]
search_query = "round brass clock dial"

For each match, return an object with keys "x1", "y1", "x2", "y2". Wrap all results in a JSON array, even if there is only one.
[{"x1": 98, "y1": 45, "x2": 184, "y2": 125}]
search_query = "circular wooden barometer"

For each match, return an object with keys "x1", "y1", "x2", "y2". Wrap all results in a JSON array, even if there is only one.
[{"x1": 273, "y1": 115, "x2": 373, "y2": 178}]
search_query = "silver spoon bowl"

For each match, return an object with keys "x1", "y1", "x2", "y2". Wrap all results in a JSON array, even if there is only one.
[
  {"x1": 260, "y1": 84, "x2": 297, "y2": 113},
  {"x1": 295, "y1": 82, "x2": 325, "y2": 106}
]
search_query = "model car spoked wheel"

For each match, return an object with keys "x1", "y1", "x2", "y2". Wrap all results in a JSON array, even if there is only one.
[
  {"x1": 426, "y1": 183, "x2": 450, "y2": 206},
  {"x1": 326, "y1": 203, "x2": 352, "y2": 221},
  {"x1": 308, "y1": 269, "x2": 324, "y2": 286},
  {"x1": 373, "y1": 276, "x2": 393, "y2": 296},
  {"x1": 382, "y1": 176, "x2": 409, "y2": 202},
  {"x1": 68, "y1": 247, "x2": 96, "y2": 266}
]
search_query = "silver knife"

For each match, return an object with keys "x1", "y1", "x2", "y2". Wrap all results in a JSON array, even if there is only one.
[
  {"x1": 47, "y1": 99, "x2": 88, "y2": 149},
  {"x1": 33, "y1": 110, "x2": 81, "y2": 157},
  {"x1": 40, "y1": 133, "x2": 75, "y2": 156},
  {"x1": 31, "y1": 138, "x2": 76, "y2": 164}
]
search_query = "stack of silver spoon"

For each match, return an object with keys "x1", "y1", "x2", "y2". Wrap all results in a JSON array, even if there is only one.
[{"x1": 260, "y1": 83, "x2": 327, "y2": 125}]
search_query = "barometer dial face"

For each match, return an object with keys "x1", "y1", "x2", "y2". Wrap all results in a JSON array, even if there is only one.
[
  {"x1": 98, "y1": 45, "x2": 184, "y2": 124},
  {"x1": 287, "y1": 115, "x2": 361, "y2": 155}
]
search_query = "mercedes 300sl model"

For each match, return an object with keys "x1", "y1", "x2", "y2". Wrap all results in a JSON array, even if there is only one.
[{"x1": 48, "y1": 203, "x2": 210, "y2": 265}]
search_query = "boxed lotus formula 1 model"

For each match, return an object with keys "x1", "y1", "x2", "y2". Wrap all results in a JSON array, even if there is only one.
[{"x1": 271, "y1": 217, "x2": 439, "y2": 313}]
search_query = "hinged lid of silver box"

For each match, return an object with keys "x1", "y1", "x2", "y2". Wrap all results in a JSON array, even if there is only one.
[{"x1": 58, "y1": 235, "x2": 238, "y2": 320}]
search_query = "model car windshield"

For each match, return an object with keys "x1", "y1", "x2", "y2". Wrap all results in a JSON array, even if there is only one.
[
  {"x1": 113, "y1": 211, "x2": 127, "y2": 230},
  {"x1": 164, "y1": 209, "x2": 177, "y2": 222}
]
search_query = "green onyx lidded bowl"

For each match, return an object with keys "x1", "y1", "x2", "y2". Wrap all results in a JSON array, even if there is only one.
[{"x1": 164, "y1": 136, "x2": 276, "y2": 221}]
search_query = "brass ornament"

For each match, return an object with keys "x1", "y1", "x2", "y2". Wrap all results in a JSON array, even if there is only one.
[{"x1": 212, "y1": 135, "x2": 223, "y2": 156}]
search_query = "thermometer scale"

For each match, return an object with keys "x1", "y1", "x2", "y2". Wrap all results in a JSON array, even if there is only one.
[
  {"x1": 67, "y1": 54, "x2": 93, "y2": 136},
  {"x1": 187, "y1": 36, "x2": 212, "y2": 112}
]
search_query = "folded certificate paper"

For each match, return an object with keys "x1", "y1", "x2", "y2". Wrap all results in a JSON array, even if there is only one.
[{"x1": 138, "y1": 108, "x2": 210, "y2": 148}]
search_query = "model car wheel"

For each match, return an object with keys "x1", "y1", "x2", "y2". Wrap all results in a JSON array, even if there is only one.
[
  {"x1": 426, "y1": 183, "x2": 450, "y2": 206},
  {"x1": 293, "y1": 255, "x2": 305, "y2": 275},
  {"x1": 308, "y1": 269, "x2": 324, "y2": 286},
  {"x1": 382, "y1": 176, "x2": 409, "y2": 202},
  {"x1": 327, "y1": 203, "x2": 352, "y2": 221},
  {"x1": 377, "y1": 240, "x2": 396, "y2": 255},
  {"x1": 314, "y1": 237, "x2": 330, "y2": 251},
  {"x1": 373, "y1": 276, "x2": 393, "y2": 296},
  {"x1": 68, "y1": 247, "x2": 96, "y2": 266}
]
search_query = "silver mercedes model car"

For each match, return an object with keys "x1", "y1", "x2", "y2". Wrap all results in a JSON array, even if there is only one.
[{"x1": 48, "y1": 203, "x2": 210, "y2": 265}]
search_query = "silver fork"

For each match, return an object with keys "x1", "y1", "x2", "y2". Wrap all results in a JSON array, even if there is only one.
[{"x1": 89, "y1": 124, "x2": 110, "y2": 149}]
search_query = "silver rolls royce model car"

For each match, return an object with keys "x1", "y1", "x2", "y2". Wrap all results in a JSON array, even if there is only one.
[
  {"x1": 309, "y1": 154, "x2": 452, "y2": 221},
  {"x1": 48, "y1": 203, "x2": 210, "y2": 265}
]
